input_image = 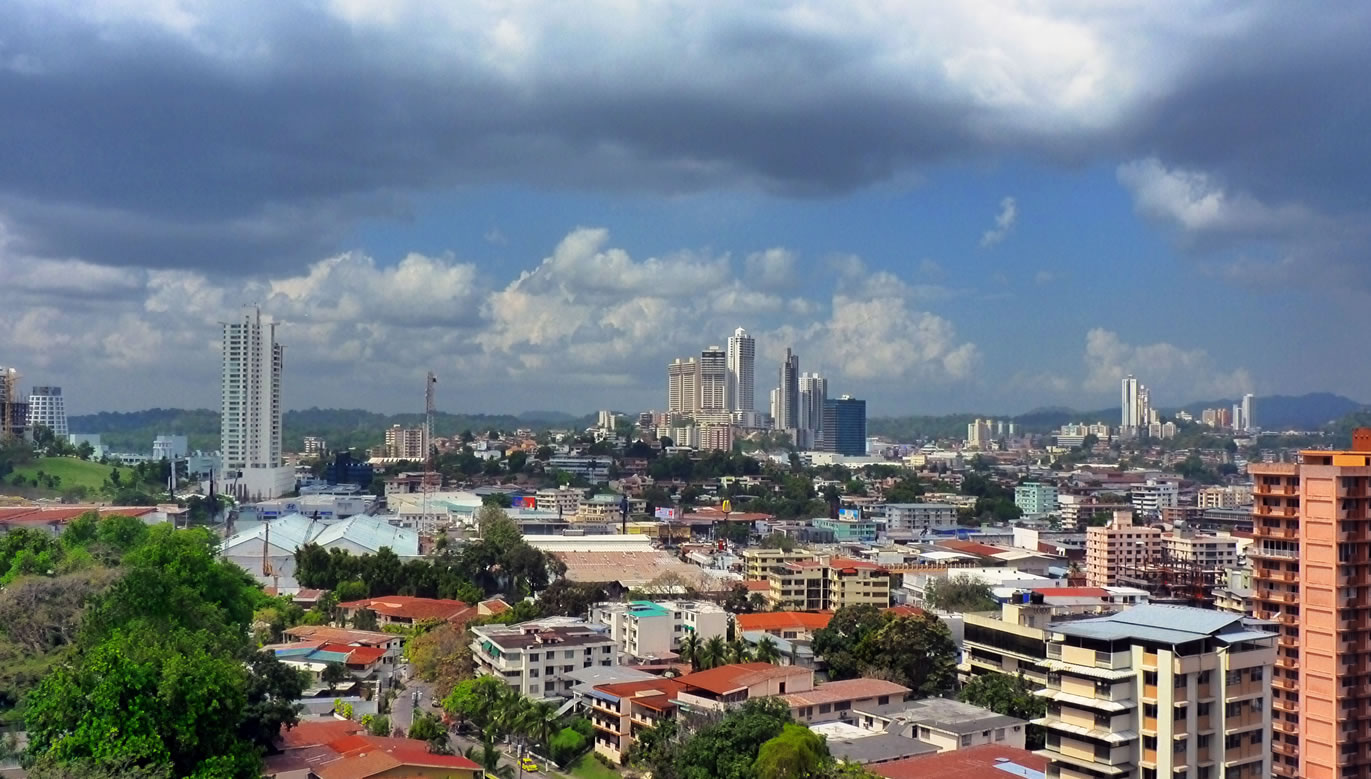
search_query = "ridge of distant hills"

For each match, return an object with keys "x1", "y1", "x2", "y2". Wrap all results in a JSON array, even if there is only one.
[{"x1": 66, "y1": 392, "x2": 1366, "y2": 452}]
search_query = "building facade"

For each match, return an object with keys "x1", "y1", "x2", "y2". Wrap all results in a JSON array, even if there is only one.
[
  {"x1": 1015, "y1": 482, "x2": 1060, "y2": 516},
  {"x1": 698, "y1": 347, "x2": 727, "y2": 412},
  {"x1": 775, "y1": 348, "x2": 800, "y2": 432},
  {"x1": 767, "y1": 558, "x2": 891, "y2": 611},
  {"x1": 470, "y1": 618, "x2": 619, "y2": 700},
  {"x1": 726, "y1": 328, "x2": 755, "y2": 412},
  {"x1": 667, "y1": 357, "x2": 699, "y2": 415},
  {"x1": 220, "y1": 307, "x2": 292, "y2": 500},
  {"x1": 882, "y1": 503, "x2": 959, "y2": 534},
  {"x1": 590, "y1": 600, "x2": 728, "y2": 660},
  {"x1": 25, "y1": 386, "x2": 67, "y2": 437},
  {"x1": 1085, "y1": 511, "x2": 1162, "y2": 587},
  {"x1": 822, "y1": 396, "x2": 866, "y2": 456},
  {"x1": 1037, "y1": 605, "x2": 1275, "y2": 779}
]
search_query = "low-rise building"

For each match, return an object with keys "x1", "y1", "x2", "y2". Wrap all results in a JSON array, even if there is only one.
[
  {"x1": 590, "y1": 600, "x2": 727, "y2": 660},
  {"x1": 337, "y1": 596, "x2": 475, "y2": 628},
  {"x1": 547, "y1": 455, "x2": 613, "y2": 483},
  {"x1": 742, "y1": 548, "x2": 819, "y2": 580},
  {"x1": 1162, "y1": 531, "x2": 1241, "y2": 572},
  {"x1": 880, "y1": 503, "x2": 959, "y2": 534},
  {"x1": 768, "y1": 558, "x2": 892, "y2": 611},
  {"x1": 1036, "y1": 604, "x2": 1276, "y2": 779},
  {"x1": 868, "y1": 744, "x2": 1047, "y2": 779},
  {"x1": 735, "y1": 611, "x2": 833, "y2": 641},
  {"x1": 534, "y1": 485, "x2": 582, "y2": 516},
  {"x1": 1085, "y1": 510, "x2": 1162, "y2": 587},
  {"x1": 1129, "y1": 478, "x2": 1179, "y2": 517},
  {"x1": 812, "y1": 516, "x2": 877, "y2": 543},
  {"x1": 470, "y1": 617, "x2": 619, "y2": 700},
  {"x1": 1015, "y1": 483, "x2": 1059, "y2": 516},
  {"x1": 855, "y1": 697, "x2": 1029, "y2": 753}
]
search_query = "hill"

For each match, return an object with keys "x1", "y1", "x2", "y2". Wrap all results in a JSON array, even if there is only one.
[
  {"x1": 1174, "y1": 393, "x2": 1363, "y2": 431},
  {"x1": 9, "y1": 456, "x2": 116, "y2": 495}
]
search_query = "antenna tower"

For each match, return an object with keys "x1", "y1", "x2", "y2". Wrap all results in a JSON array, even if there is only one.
[{"x1": 422, "y1": 372, "x2": 438, "y2": 536}]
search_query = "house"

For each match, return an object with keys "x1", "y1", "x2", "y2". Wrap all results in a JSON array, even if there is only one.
[
  {"x1": 869, "y1": 743, "x2": 1046, "y2": 779},
  {"x1": 853, "y1": 697, "x2": 1028, "y2": 753},
  {"x1": 265, "y1": 723, "x2": 482, "y2": 779},
  {"x1": 336, "y1": 596, "x2": 475, "y2": 628},
  {"x1": 282, "y1": 626, "x2": 404, "y2": 682},
  {"x1": 735, "y1": 611, "x2": 833, "y2": 640},
  {"x1": 0, "y1": 505, "x2": 161, "y2": 536},
  {"x1": 781, "y1": 678, "x2": 910, "y2": 724}
]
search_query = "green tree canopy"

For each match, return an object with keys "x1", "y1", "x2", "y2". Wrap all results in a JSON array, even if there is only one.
[
  {"x1": 923, "y1": 574, "x2": 999, "y2": 613},
  {"x1": 958, "y1": 672, "x2": 1047, "y2": 748},
  {"x1": 753, "y1": 724, "x2": 830, "y2": 779}
]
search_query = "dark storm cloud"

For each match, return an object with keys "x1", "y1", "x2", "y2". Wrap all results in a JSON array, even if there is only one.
[{"x1": 0, "y1": 1, "x2": 1367, "y2": 275}]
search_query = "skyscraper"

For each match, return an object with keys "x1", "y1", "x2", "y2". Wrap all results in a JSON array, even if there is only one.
[
  {"x1": 221, "y1": 307, "x2": 292, "y2": 499},
  {"x1": 1120, "y1": 374, "x2": 1150, "y2": 435},
  {"x1": 822, "y1": 396, "x2": 866, "y2": 456},
  {"x1": 797, "y1": 372, "x2": 827, "y2": 449},
  {"x1": 775, "y1": 348, "x2": 799, "y2": 432},
  {"x1": 667, "y1": 357, "x2": 700, "y2": 415},
  {"x1": 699, "y1": 346, "x2": 727, "y2": 411},
  {"x1": 1243, "y1": 392, "x2": 1256, "y2": 431},
  {"x1": 726, "y1": 328, "x2": 755, "y2": 412},
  {"x1": 25, "y1": 386, "x2": 67, "y2": 437}
]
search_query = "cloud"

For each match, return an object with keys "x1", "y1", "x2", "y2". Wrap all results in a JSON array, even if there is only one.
[
  {"x1": 745, "y1": 248, "x2": 798, "y2": 291},
  {"x1": 0, "y1": 2, "x2": 1366, "y2": 276},
  {"x1": 1034, "y1": 270, "x2": 1054, "y2": 285},
  {"x1": 1083, "y1": 328, "x2": 1253, "y2": 401},
  {"x1": 483, "y1": 227, "x2": 507, "y2": 245},
  {"x1": 979, "y1": 196, "x2": 1018, "y2": 247}
]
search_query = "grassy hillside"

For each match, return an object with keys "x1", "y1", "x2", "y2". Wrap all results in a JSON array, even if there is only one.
[{"x1": 11, "y1": 457, "x2": 116, "y2": 492}]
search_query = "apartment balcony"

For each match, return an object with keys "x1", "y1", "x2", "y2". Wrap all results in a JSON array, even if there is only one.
[
  {"x1": 1257, "y1": 589, "x2": 1299, "y2": 604},
  {"x1": 1225, "y1": 742, "x2": 1265, "y2": 765},
  {"x1": 1273, "y1": 719, "x2": 1299, "y2": 735},
  {"x1": 1276, "y1": 656, "x2": 1299, "y2": 671},
  {"x1": 1225, "y1": 711, "x2": 1265, "y2": 732}
]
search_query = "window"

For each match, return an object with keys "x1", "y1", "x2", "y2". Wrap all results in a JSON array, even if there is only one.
[
  {"x1": 1249, "y1": 667, "x2": 1263, "y2": 682},
  {"x1": 960, "y1": 735, "x2": 971, "y2": 747},
  {"x1": 1144, "y1": 671, "x2": 1158, "y2": 685},
  {"x1": 878, "y1": 695, "x2": 890, "y2": 705},
  {"x1": 1174, "y1": 672, "x2": 1187, "y2": 688},
  {"x1": 1144, "y1": 736, "x2": 1158, "y2": 749},
  {"x1": 1198, "y1": 702, "x2": 1211, "y2": 716},
  {"x1": 995, "y1": 728, "x2": 1006, "y2": 741}
]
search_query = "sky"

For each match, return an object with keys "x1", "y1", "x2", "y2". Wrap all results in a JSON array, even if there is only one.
[{"x1": 2, "y1": 1, "x2": 1370, "y2": 416}]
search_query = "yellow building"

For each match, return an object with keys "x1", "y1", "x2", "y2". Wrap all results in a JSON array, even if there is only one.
[
  {"x1": 767, "y1": 558, "x2": 891, "y2": 611},
  {"x1": 742, "y1": 548, "x2": 818, "y2": 580},
  {"x1": 1037, "y1": 605, "x2": 1275, "y2": 779}
]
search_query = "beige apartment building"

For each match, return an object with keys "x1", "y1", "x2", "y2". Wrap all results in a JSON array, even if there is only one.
[
  {"x1": 1161, "y1": 531, "x2": 1240, "y2": 571},
  {"x1": 1036, "y1": 604, "x2": 1276, "y2": 779},
  {"x1": 742, "y1": 548, "x2": 818, "y2": 580},
  {"x1": 767, "y1": 558, "x2": 891, "y2": 611},
  {"x1": 1250, "y1": 430, "x2": 1371, "y2": 779},
  {"x1": 1086, "y1": 510, "x2": 1162, "y2": 587}
]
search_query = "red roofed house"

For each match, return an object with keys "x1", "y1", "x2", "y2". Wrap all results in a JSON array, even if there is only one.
[
  {"x1": 734, "y1": 611, "x2": 833, "y2": 640},
  {"x1": 869, "y1": 743, "x2": 1046, "y2": 779},
  {"x1": 266, "y1": 727, "x2": 480, "y2": 779},
  {"x1": 0, "y1": 505, "x2": 161, "y2": 536},
  {"x1": 337, "y1": 596, "x2": 476, "y2": 628}
]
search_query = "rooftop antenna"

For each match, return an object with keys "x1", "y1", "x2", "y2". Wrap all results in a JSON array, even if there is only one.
[{"x1": 422, "y1": 371, "x2": 438, "y2": 536}]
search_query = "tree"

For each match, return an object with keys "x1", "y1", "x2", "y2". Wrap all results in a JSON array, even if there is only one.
[
  {"x1": 408, "y1": 712, "x2": 446, "y2": 742},
  {"x1": 924, "y1": 574, "x2": 999, "y2": 613},
  {"x1": 678, "y1": 632, "x2": 701, "y2": 671},
  {"x1": 406, "y1": 623, "x2": 474, "y2": 699},
  {"x1": 811, "y1": 605, "x2": 885, "y2": 681},
  {"x1": 759, "y1": 532, "x2": 796, "y2": 552},
  {"x1": 699, "y1": 635, "x2": 727, "y2": 670},
  {"x1": 726, "y1": 638, "x2": 751, "y2": 664},
  {"x1": 675, "y1": 699, "x2": 792, "y2": 779},
  {"x1": 351, "y1": 608, "x2": 379, "y2": 631},
  {"x1": 362, "y1": 714, "x2": 390, "y2": 737},
  {"x1": 239, "y1": 651, "x2": 306, "y2": 752},
  {"x1": 754, "y1": 636, "x2": 781, "y2": 664},
  {"x1": 753, "y1": 724, "x2": 829, "y2": 779},
  {"x1": 321, "y1": 662, "x2": 349, "y2": 693},
  {"x1": 548, "y1": 726, "x2": 588, "y2": 766},
  {"x1": 537, "y1": 580, "x2": 606, "y2": 619},
  {"x1": 444, "y1": 676, "x2": 508, "y2": 734},
  {"x1": 959, "y1": 672, "x2": 1047, "y2": 749},
  {"x1": 861, "y1": 613, "x2": 957, "y2": 696}
]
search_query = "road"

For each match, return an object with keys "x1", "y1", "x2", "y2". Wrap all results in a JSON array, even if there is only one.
[{"x1": 394, "y1": 676, "x2": 556, "y2": 779}]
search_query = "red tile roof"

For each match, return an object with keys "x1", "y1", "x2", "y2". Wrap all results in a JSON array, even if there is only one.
[
  {"x1": 743, "y1": 580, "x2": 771, "y2": 592},
  {"x1": 735, "y1": 611, "x2": 833, "y2": 633},
  {"x1": 277, "y1": 719, "x2": 363, "y2": 749},
  {"x1": 284, "y1": 626, "x2": 399, "y2": 646},
  {"x1": 319, "y1": 644, "x2": 387, "y2": 665},
  {"x1": 780, "y1": 678, "x2": 909, "y2": 707},
  {"x1": 337, "y1": 596, "x2": 475, "y2": 623},
  {"x1": 828, "y1": 557, "x2": 888, "y2": 572},
  {"x1": 0, "y1": 506, "x2": 156, "y2": 524},
  {"x1": 594, "y1": 678, "x2": 686, "y2": 702},
  {"x1": 478, "y1": 597, "x2": 511, "y2": 615},
  {"x1": 883, "y1": 605, "x2": 928, "y2": 618},
  {"x1": 676, "y1": 662, "x2": 810, "y2": 696},
  {"x1": 935, "y1": 540, "x2": 1007, "y2": 557},
  {"x1": 871, "y1": 744, "x2": 1047, "y2": 779},
  {"x1": 316, "y1": 735, "x2": 481, "y2": 779}
]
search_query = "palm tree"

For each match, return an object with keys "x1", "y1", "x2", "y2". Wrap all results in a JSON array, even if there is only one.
[
  {"x1": 678, "y1": 632, "x2": 701, "y2": 671},
  {"x1": 515, "y1": 699, "x2": 560, "y2": 750},
  {"x1": 754, "y1": 636, "x2": 781, "y2": 664},
  {"x1": 726, "y1": 638, "x2": 750, "y2": 664},
  {"x1": 464, "y1": 740, "x2": 513, "y2": 778},
  {"x1": 700, "y1": 635, "x2": 727, "y2": 670}
]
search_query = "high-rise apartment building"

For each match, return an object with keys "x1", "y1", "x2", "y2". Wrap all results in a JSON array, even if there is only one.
[
  {"x1": 1242, "y1": 393, "x2": 1255, "y2": 432},
  {"x1": 698, "y1": 346, "x2": 727, "y2": 411},
  {"x1": 1250, "y1": 430, "x2": 1371, "y2": 779},
  {"x1": 797, "y1": 372, "x2": 827, "y2": 449},
  {"x1": 667, "y1": 357, "x2": 700, "y2": 415},
  {"x1": 775, "y1": 348, "x2": 799, "y2": 432},
  {"x1": 384, "y1": 424, "x2": 427, "y2": 460},
  {"x1": 726, "y1": 328, "x2": 755, "y2": 412},
  {"x1": 25, "y1": 386, "x2": 67, "y2": 437},
  {"x1": 1120, "y1": 375, "x2": 1152, "y2": 436},
  {"x1": 221, "y1": 307, "x2": 292, "y2": 499},
  {"x1": 1037, "y1": 605, "x2": 1276, "y2": 779},
  {"x1": 822, "y1": 395, "x2": 866, "y2": 456}
]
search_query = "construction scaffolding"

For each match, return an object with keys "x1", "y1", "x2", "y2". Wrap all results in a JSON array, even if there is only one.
[
  {"x1": 1116, "y1": 546, "x2": 1224, "y2": 608},
  {"x1": 0, "y1": 367, "x2": 20, "y2": 440}
]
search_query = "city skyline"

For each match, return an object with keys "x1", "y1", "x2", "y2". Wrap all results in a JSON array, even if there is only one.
[{"x1": 3, "y1": 3, "x2": 1369, "y2": 416}]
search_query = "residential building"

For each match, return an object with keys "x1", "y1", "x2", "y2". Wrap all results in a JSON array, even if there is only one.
[
  {"x1": 696, "y1": 346, "x2": 727, "y2": 412},
  {"x1": 1248, "y1": 459, "x2": 1301, "y2": 777},
  {"x1": 383, "y1": 471, "x2": 441, "y2": 496},
  {"x1": 302, "y1": 435, "x2": 327, "y2": 456},
  {"x1": 812, "y1": 516, "x2": 877, "y2": 544},
  {"x1": 667, "y1": 357, "x2": 700, "y2": 415},
  {"x1": 535, "y1": 485, "x2": 582, "y2": 516},
  {"x1": 797, "y1": 372, "x2": 828, "y2": 449},
  {"x1": 1130, "y1": 479, "x2": 1179, "y2": 517},
  {"x1": 967, "y1": 419, "x2": 993, "y2": 449},
  {"x1": 470, "y1": 617, "x2": 619, "y2": 700},
  {"x1": 337, "y1": 596, "x2": 475, "y2": 628},
  {"x1": 768, "y1": 558, "x2": 892, "y2": 611},
  {"x1": 0, "y1": 366, "x2": 24, "y2": 439},
  {"x1": 823, "y1": 395, "x2": 866, "y2": 456},
  {"x1": 1085, "y1": 510, "x2": 1162, "y2": 587},
  {"x1": 546, "y1": 454, "x2": 612, "y2": 483},
  {"x1": 1015, "y1": 483, "x2": 1060, "y2": 516},
  {"x1": 152, "y1": 434, "x2": 188, "y2": 461},
  {"x1": 1241, "y1": 393, "x2": 1255, "y2": 432},
  {"x1": 596, "y1": 409, "x2": 618, "y2": 430},
  {"x1": 263, "y1": 641, "x2": 389, "y2": 690},
  {"x1": 776, "y1": 348, "x2": 800, "y2": 431},
  {"x1": 735, "y1": 611, "x2": 833, "y2": 641},
  {"x1": 699, "y1": 423, "x2": 736, "y2": 452},
  {"x1": 25, "y1": 385, "x2": 67, "y2": 437},
  {"x1": 311, "y1": 735, "x2": 482, "y2": 779},
  {"x1": 1198, "y1": 486, "x2": 1252, "y2": 509},
  {"x1": 784, "y1": 678, "x2": 912, "y2": 724},
  {"x1": 1036, "y1": 604, "x2": 1276, "y2": 779},
  {"x1": 220, "y1": 307, "x2": 292, "y2": 500},
  {"x1": 590, "y1": 600, "x2": 728, "y2": 660},
  {"x1": 383, "y1": 424, "x2": 426, "y2": 459},
  {"x1": 742, "y1": 548, "x2": 819, "y2": 580},
  {"x1": 1120, "y1": 374, "x2": 1151, "y2": 437},
  {"x1": 881, "y1": 503, "x2": 959, "y2": 535},
  {"x1": 726, "y1": 327, "x2": 756, "y2": 412},
  {"x1": 1162, "y1": 531, "x2": 1240, "y2": 571},
  {"x1": 856, "y1": 697, "x2": 1028, "y2": 752}
]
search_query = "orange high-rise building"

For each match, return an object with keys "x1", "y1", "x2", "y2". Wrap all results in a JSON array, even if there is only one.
[{"x1": 1251, "y1": 428, "x2": 1371, "y2": 779}]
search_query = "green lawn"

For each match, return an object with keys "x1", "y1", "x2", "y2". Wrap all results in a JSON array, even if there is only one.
[
  {"x1": 11, "y1": 456, "x2": 116, "y2": 492},
  {"x1": 563, "y1": 753, "x2": 620, "y2": 779}
]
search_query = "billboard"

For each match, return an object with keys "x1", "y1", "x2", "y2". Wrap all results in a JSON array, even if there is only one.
[
  {"x1": 838, "y1": 508, "x2": 861, "y2": 521},
  {"x1": 512, "y1": 495, "x2": 536, "y2": 508},
  {"x1": 654, "y1": 507, "x2": 677, "y2": 520}
]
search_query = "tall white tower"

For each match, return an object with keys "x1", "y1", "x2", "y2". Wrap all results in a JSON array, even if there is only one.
[
  {"x1": 1121, "y1": 375, "x2": 1141, "y2": 433},
  {"x1": 1242, "y1": 393, "x2": 1255, "y2": 432},
  {"x1": 726, "y1": 328, "x2": 756, "y2": 412},
  {"x1": 221, "y1": 307, "x2": 291, "y2": 499},
  {"x1": 26, "y1": 386, "x2": 67, "y2": 437}
]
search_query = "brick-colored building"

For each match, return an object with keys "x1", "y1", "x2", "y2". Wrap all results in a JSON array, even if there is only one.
[{"x1": 1085, "y1": 510, "x2": 1161, "y2": 587}]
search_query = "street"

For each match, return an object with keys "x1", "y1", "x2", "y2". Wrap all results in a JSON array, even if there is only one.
[{"x1": 394, "y1": 677, "x2": 555, "y2": 779}]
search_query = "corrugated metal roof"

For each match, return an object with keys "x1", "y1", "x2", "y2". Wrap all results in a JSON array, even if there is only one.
[
  {"x1": 1052, "y1": 604, "x2": 1249, "y2": 644},
  {"x1": 312, "y1": 516, "x2": 419, "y2": 555}
]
